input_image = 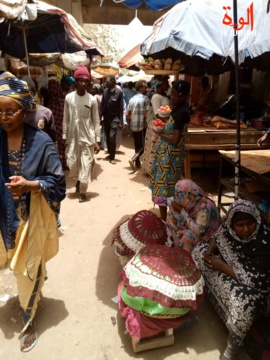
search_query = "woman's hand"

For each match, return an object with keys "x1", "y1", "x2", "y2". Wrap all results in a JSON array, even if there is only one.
[
  {"x1": 203, "y1": 254, "x2": 226, "y2": 271},
  {"x1": 5, "y1": 176, "x2": 40, "y2": 195},
  {"x1": 171, "y1": 199, "x2": 182, "y2": 213},
  {"x1": 152, "y1": 128, "x2": 163, "y2": 136},
  {"x1": 205, "y1": 237, "x2": 218, "y2": 257},
  {"x1": 257, "y1": 133, "x2": 268, "y2": 147},
  {"x1": 203, "y1": 253, "x2": 238, "y2": 280}
]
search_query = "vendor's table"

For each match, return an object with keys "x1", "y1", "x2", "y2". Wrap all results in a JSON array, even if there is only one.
[
  {"x1": 218, "y1": 149, "x2": 270, "y2": 223},
  {"x1": 184, "y1": 127, "x2": 269, "y2": 178}
]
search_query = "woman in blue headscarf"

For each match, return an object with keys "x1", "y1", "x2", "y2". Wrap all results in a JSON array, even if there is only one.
[{"x1": 0, "y1": 72, "x2": 66, "y2": 352}]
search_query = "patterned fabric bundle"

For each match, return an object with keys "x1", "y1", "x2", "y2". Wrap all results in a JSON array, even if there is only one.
[
  {"x1": 120, "y1": 284, "x2": 190, "y2": 317},
  {"x1": 118, "y1": 282, "x2": 191, "y2": 339},
  {"x1": 0, "y1": 71, "x2": 36, "y2": 111},
  {"x1": 112, "y1": 210, "x2": 168, "y2": 256},
  {"x1": 121, "y1": 244, "x2": 204, "y2": 311}
]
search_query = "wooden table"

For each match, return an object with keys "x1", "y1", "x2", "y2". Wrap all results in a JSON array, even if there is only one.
[
  {"x1": 218, "y1": 149, "x2": 270, "y2": 222},
  {"x1": 184, "y1": 127, "x2": 269, "y2": 178}
]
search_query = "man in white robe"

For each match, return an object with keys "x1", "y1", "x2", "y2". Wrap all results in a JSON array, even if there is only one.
[{"x1": 63, "y1": 65, "x2": 100, "y2": 202}]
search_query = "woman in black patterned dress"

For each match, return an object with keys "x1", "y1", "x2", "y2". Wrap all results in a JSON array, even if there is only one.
[{"x1": 192, "y1": 200, "x2": 270, "y2": 360}]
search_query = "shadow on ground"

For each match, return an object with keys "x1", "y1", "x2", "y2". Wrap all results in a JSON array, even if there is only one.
[
  {"x1": 0, "y1": 296, "x2": 68, "y2": 341},
  {"x1": 94, "y1": 210, "x2": 230, "y2": 359}
]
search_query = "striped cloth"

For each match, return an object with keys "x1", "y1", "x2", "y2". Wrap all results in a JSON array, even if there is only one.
[{"x1": 0, "y1": 71, "x2": 36, "y2": 111}]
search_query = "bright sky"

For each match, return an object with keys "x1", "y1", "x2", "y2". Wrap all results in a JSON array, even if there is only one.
[{"x1": 114, "y1": 18, "x2": 152, "y2": 57}]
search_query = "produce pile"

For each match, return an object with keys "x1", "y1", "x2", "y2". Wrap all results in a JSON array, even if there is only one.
[
  {"x1": 158, "y1": 105, "x2": 171, "y2": 117},
  {"x1": 152, "y1": 118, "x2": 166, "y2": 132}
]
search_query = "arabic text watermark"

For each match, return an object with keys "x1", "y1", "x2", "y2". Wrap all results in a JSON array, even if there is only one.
[{"x1": 221, "y1": 29, "x2": 257, "y2": 37}]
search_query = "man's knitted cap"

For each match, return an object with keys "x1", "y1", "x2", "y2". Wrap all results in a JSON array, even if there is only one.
[{"x1": 74, "y1": 65, "x2": 90, "y2": 80}]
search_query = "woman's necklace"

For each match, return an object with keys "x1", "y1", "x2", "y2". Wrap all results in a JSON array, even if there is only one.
[
  {"x1": 14, "y1": 132, "x2": 26, "y2": 176},
  {"x1": 7, "y1": 129, "x2": 28, "y2": 225},
  {"x1": 8, "y1": 131, "x2": 26, "y2": 177},
  {"x1": 6, "y1": 132, "x2": 25, "y2": 248}
]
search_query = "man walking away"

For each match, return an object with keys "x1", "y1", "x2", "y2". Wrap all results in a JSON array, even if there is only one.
[
  {"x1": 100, "y1": 75, "x2": 123, "y2": 165},
  {"x1": 126, "y1": 80, "x2": 149, "y2": 171}
]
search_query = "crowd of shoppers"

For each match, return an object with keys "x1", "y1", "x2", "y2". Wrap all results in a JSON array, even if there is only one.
[{"x1": 1, "y1": 66, "x2": 270, "y2": 360}]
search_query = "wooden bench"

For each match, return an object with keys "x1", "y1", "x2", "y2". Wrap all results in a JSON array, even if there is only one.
[
  {"x1": 131, "y1": 328, "x2": 174, "y2": 353},
  {"x1": 185, "y1": 127, "x2": 269, "y2": 178}
]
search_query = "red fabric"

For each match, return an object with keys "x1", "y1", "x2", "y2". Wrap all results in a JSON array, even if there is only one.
[
  {"x1": 121, "y1": 276, "x2": 199, "y2": 309},
  {"x1": 74, "y1": 65, "x2": 90, "y2": 80},
  {"x1": 118, "y1": 282, "x2": 190, "y2": 339},
  {"x1": 112, "y1": 210, "x2": 168, "y2": 256},
  {"x1": 121, "y1": 245, "x2": 203, "y2": 309},
  {"x1": 112, "y1": 219, "x2": 134, "y2": 256},
  {"x1": 127, "y1": 210, "x2": 167, "y2": 245}
]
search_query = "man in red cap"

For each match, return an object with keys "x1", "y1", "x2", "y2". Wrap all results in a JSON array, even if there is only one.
[{"x1": 63, "y1": 65, "x2": 100, "y2": 202}]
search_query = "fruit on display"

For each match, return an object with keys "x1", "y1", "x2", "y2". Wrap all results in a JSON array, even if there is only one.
[
  {"x1": 158, "y1": 105, "x2": 171, "y2": 118},
  {"x1": 153, "y1": 119, "x2": 166, "y2": 127},
  {"x1": 153, "y1": 119, "x2": 166, "y2": 131},
  {"x1": 158, "y1": 105, "x2": 171, "y2": 113}
]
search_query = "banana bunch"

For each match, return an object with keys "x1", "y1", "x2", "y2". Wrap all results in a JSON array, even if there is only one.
[{"x1": 139, "y1": 57, "x2": 182, "y2": 71}]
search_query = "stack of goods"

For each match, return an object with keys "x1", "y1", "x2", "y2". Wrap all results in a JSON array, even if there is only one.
[
  {"x1": 139, "y1": 58, "x2": 183, "y2": 72},
  {"x1": 119, "y1": 244, "x2": 204, "y2": 339},
  {"x1": 211, "y1": 115, "x2": 247, "y2": 129},
  {"x1": 112, "y1": 210, "x2": 168, "y2": 267},
  {"x1": 152, "y1": 106, "x2": 171, "y2": 132},
  {"x1": 8, "y1": 58, "x2": 41, "y2": 77}
]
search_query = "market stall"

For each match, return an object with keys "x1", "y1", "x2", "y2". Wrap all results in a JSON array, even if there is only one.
[
  {"x1": 184, "y1": 127, "x2": 270, "y2": 178},
  {"x1": 218, "y1": 149, "x2": 270, "y2": 223}
]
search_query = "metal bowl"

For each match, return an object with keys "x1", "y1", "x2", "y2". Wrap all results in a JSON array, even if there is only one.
[{"x1": 251, "y1": 117, "x2": 270, "y2": 129}]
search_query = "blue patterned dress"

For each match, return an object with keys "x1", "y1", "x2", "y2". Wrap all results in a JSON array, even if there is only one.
[{"x1": 149, "y1": 116, "x2": 189, "y2": 205}]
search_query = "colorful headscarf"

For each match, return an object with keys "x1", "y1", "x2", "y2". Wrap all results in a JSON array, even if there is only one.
[
  {"x1": 61, "y1": 75, "x2": 75, "y2": 86},
  {"x1": 174, "y1": 179, "x2": 208, "y2": 212},
  {"x1": 225, "y1": 199, "x2": 261, "y2": 244},
  {"x1": 151, "y1": 76, "x2": 169, "y2": 88},
  {"x1": 0, "y1": 72, "x2": 36, "y2": 111}
]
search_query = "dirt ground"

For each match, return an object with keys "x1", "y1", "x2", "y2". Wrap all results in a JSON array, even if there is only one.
[{"x1": 0, "y1": 132, "x2": 251, "y2": 360}]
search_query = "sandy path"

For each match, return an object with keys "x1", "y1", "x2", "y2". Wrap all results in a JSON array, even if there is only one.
[{"x1": 0, "y1": 133, "x2": 251, "y2": 360}]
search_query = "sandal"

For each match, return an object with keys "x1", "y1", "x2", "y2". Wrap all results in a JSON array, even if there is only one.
[
  {"x1": 79, "y1": 194, "x2": 87, "y2": 203},
  {"x1": 129, "y1": 160, "x2": 136, "y2": 171},
  {"x1": 20, "y1": 324, "x2": 38, "y2": 352},
  {"x1": 221, "y1": 335, "x2": 241, "y2": 360}
]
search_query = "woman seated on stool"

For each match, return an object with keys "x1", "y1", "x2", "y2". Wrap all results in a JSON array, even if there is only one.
[
  {"x1": 167, "y1": 179, "x2": 221, "y2": 253},
  {"x1": 192, "y1": 199, "x2": 270, "y2": 360}
]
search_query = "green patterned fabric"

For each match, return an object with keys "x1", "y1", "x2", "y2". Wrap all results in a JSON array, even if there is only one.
[{"x1": 121, "y1": 285, "x2": 190, "y2": 316}]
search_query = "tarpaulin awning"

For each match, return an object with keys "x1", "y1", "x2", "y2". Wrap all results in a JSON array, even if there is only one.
[
  {"x1": 118, "y1": 44, "x2": 143, "y2": 70},
  {"x1": 141, "y1": 0, "x2": 270, "y2": 75},
  {"x1": 109, "y1": 0, "x2": 181, "y2": 11},
  {"x1": 0, "y1": 0, "x2": 104, "y2": 58}
]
